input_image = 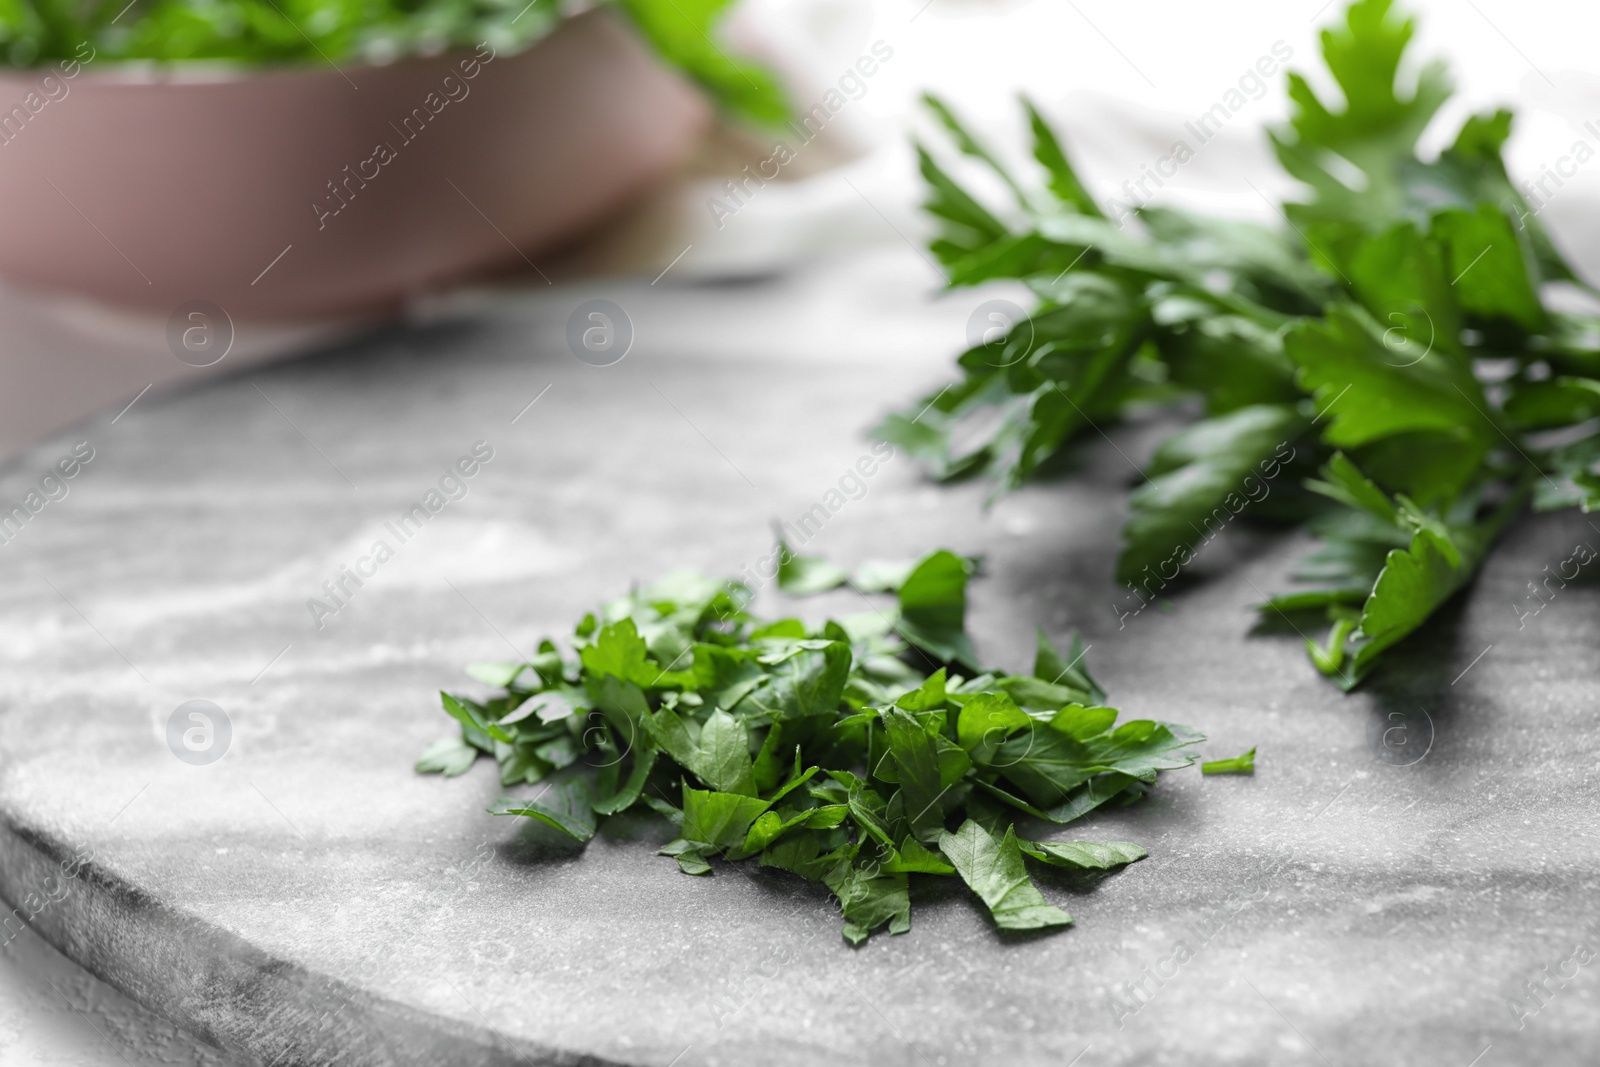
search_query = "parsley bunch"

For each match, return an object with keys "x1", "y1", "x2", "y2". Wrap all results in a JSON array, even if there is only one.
[
  {"x1": 881, "y1": 0, "x2": 1597, "y2": 688},
  {"x1": 0, "y1": 0, "x2": 786, "y2": 125},
  {"x1": 418, "y1": 549, "x2": 1204, "y2": 943}
]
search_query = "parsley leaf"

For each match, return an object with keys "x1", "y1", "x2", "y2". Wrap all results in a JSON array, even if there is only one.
[
  {"x1": 775, "y1": 540, "x2": 849, "y2": 595},
  {"x1": 895, "y1": 549, "x2": 982, "y2": 670},
  {"x1": 489, "y1": 777, "x2": 597, "y2": 842},
  {"x1": 940, "y1": 820, "x2": 1073, "y2": 931},
  {"x1": 1018, "y1": 839, "x2": 1147, "y2": 870},
  {"x1": 1120, "y1": 404, "x2": 1306, "y2": 586},
  {"x1": 414, "y1": 736, "x2": 478, "y2": 777}
]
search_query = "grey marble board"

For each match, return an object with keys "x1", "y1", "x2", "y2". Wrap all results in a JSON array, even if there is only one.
[{"x1": 1, "y1": 251, "x2": 1597, "y2": 1067}]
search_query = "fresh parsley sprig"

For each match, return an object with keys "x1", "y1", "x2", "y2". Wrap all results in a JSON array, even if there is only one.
[
  {"x1": 880, "y1": 0, "x2": 1599, "y2": 689},
  {"x1": 418, "y1": 548, "x2": 1203, "y2": 943}
]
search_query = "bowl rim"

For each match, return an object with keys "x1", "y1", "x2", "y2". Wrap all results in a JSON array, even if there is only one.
[{"x1": 0, "y1": 10, "x2": 597, "y2": 87}]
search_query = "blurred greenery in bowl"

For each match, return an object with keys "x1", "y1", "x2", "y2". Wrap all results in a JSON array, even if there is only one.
[{"x1": 0, "y1": 0, "x2": 786, "y2": 123}]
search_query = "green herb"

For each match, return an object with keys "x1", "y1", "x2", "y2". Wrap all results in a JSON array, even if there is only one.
[
  {"x1": 774, "y1": 538, "x2": 849, "y2": 595},
  {"x1": 880, "y1": 0, "x2": 1596, "y2": 689},
  {"x1": 1201, "y1": 748, "x2": 1256, "y2": 776},
  {"x1": 0, "y1": 0, "x2": 785, "y2": 125},
  {"x1": 1019, "y1": 838, "x2": 1147, "y2": 869},
  {"x1": 612, "y1": 0, "x2": 786, "y2": 127},
  {"x1": 939, "y1": 821, "x2": 1071, "y2": 931},
  {"x1": 418, "y1": 547, "x2": 1201, "y2": 943}
]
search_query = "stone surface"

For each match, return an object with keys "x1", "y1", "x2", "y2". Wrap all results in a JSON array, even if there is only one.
[
  {"x1": 1, "y1": 249, "x2": 1597, "y2": 1067},
  {"x1": 0, "y1": 916, "x2": 235, "y2": 1067}
]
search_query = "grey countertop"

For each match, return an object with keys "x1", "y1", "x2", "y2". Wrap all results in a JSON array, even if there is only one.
[{"x1": 0, "y1": 249, "x2": 1596, "y2": 1066}]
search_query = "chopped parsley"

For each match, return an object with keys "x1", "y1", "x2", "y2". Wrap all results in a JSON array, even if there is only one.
[
  {"x1": 1201, "y1": 748, "x2": 1257, "y2": 776},
  {"x1": 419, "y1": 548, "x2": 1203, "y2": 943}
]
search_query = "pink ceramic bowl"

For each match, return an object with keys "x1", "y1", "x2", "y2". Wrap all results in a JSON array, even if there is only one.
[{"x1": 0, "y1": 10, "x2": 709, "y2": 319}]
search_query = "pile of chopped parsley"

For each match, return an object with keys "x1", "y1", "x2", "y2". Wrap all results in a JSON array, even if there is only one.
[
  {"x1": 418, "y1": 549, "x2": 1205, "y2": 943},
  {"x1": 0, "y1": 0, "x2": 785, "y2": 125},
  {"x1": 880, "y1": 0, "x2": 1599, "y2": 688}
]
